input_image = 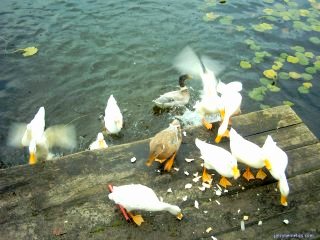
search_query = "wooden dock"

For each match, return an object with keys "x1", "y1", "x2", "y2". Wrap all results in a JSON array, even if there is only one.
[{"x1": 0, "y1": 105, "x2": 319, "y2": 239}]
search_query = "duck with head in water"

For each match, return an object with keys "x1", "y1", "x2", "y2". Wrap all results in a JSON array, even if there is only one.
[{"x1": 153, "y1": 74, "x2": 192, "y2": 109}]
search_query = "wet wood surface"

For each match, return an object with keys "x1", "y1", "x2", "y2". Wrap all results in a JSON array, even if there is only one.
[{"x1": 0, "y1": 105, "x2": 319, "y2": 239}]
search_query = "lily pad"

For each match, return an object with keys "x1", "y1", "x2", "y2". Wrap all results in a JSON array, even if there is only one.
[
  {"x1": 263, "y1": 8, "x2": 274, "y2": 15},
  {"x1": 309, "y1": 36, "x2": 320, "y2": 44},
  {"x1": 260, "y1": 104, "x2": 271, "y2": 110},
  {"x1": 249, "y1": 86, "x2": 267, "y2": 101},
  {"x1": 314, "y1": 60, "x2": 320, "y2": 69},
  {"x1": 298, "y1": 85, "x2": 310, "y2": 94},
  {"x1": 303, "y1": 82, "x2": 313, "y2": 88},
  {"x1": 283, "y1": 100, "x2": 294, "y2": 107},
  {"x1": 304, "y1": 52, "x2": 314, "y2": 58},
  {"x1": 260, "y1": 77, "x2": 273, "y2": 85},
  {"x1": 291, "y1": 46, "x2": 305, "y2": 52},
  {"x1": 272, "y1": 61, "x2": 283, "y2": 70},
  {"x1": 287, "y1": 55, "x2": 299, "y2": 63},
  {"x1": 280, "y1": 53, "x2": 289, "y2": 59},
  {"x1": 295, "y1": 53, "x2": 310, "y2": 65},
  {"x1": 299, "y1": 9, "x2": 310, "y2": 17},
  {"x1": 263, "y1": 69, "x2": 277, "y2": 79},
  {"x1": 305, "y1": 66, "x2": 317, "y2": 74},
  {"x1": 240, "y1": 60, "x2": 252, "y2": 69},
  {"x1": 203, "y1": 12, "x2": 219, "y2": 21},
  {"x1": 293, "y1": 21, "x2": 311, "y2": 31},
  {"x1": 253, "y1": 23, "x2": 273, "y2": 32},
  {"x1": 15, "y1": 46, "x2": 38, "y2": 57},
  {"x1": 289, "y1": 72, "x2": 301, "y2": 79},
  {"x1": 301, "y1": 73, "x2": 313, "y2": 81},
  {"x1": 279, "y1": 72, "x2": 290, "y2": 80},
  {"x1": 263, "y1": 0, "x2": 274, "y2": 3},
  {"x1": 236, "y1": 25, "x2": 246, "y2": 31},
  {"x1": 267, "y1": 84, "x2": 281, "y2": 92},
  {"x1": 219, "y1": 16, "x2": 233, "y2": 25}
]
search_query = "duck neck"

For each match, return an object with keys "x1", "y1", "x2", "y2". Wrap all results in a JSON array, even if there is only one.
[{"x1": 161, "y1": 202, "x2": 180, "y2": 215}]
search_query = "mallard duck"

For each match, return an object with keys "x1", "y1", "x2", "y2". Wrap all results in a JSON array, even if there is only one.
[
  {"x1": 215, "y1": 82, "x2": 242, "y2": 143},
  {"x1": 108, "y1": 184, "x2": 183, "y2": 226},
  {"x1": 153, "y1": 74, "x2": 192, "y2": 108},
  {"x1": 89, "y1": 132, "x2": 108, "y2": 150},
  {"x1": 263, "y1": 135, "x2": 289, "y2": 206},
  {"x1": 229, "y1": 128, "x2": 267, "y2": 181},
  {"x1": 7, "y1": 107, "x2": 77, "y2": 165},
  {"x1": 195, "y1": 138, "x2": 240, "y2": 188},
  {"x1": 104, "y1": 95, "x2": 123, "y2": 134},
  {"x1": 146, "y1": 119, "x2": 182, "y2": 172}
]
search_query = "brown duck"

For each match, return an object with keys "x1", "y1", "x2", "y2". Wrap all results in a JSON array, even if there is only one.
[{"x1": 146, "y1": 119, "x2": 182, "y2": 171}]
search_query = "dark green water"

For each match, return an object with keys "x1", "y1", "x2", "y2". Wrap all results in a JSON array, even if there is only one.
[{"x1": 0, "y1": 0, "x2": 319, "y2": 167}]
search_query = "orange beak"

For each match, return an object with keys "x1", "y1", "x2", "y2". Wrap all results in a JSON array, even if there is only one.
[
  {"x1": 29, "y1": 152, "x2": 37, "y2": 165},
  {"x1": 215, "y1": 135, "x2": 222, "y2": 143}
]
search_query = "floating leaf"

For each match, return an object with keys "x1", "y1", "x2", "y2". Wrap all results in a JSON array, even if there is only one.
[
  {"x1": 260, "y1": 104, "x2": 270, "y2": 110},
  {"x1": 304, "y1": 52, "x2": 314, "y2": 58},
  {"x1": 272, "y1": 61, "x2": 283, "y2": 70},
  {"x1": 260, "y1": 78, "x2": 273, "y2": 85},
  {"x1": 305, "y1": 66, "x2": 317, "y2": 74},
  {"x1": 287, "y1": 55, "x2": 299, "y2": 63},
  {"x1": 219, "y1": 16, "x2": 233, "y2": 25},
  {"x1": 249, "y1": 86, "x2": 267, "y2": 101},
  {"x1": 301, "y1": 73, "x2": 313, "y2": 81},
  {"x1": 263, "y1": 8, "x2": 274, "y2": 15},
  {"x1": 267, "y1": 85, "x2": 281, "y2": 92},
  {"x1": 15, "y1": 46, "x2": 38, "y2": 57},
  {"x1": 295, "y1": 52, "x2": 310, "y2": 65},
  {"x1": 299, "y1": 9, "x2": 310, "y2": 17},
  {"x1": 263, "y1": 69, "x2": 277, "y2": 79},
  {"x1": 309, "y1": 36, "x2": 320, "y2": 44},
  {"x1": 236, "y1": 25, "x2": 246, "y2": 31},
  {"x1": 289, "y1": 72, "x2": 301, "y2": 79},
  {"x1": 291, "y1": 46, "x2": 305, "y2": 52},
  {"x1": 314, "y1": 60, "x2": 320, "y2": 69},
  {"x1": 303, "y1": 82, "x2": 313, "y2": 88},
  {"x1": 263, "y1": 0, "x2": 274, "y2": 3},
  {"x1": 240, "y1": 60, "x2": 252, "y2": 69},
  {"x1": 283, "y1": 100, "x2": 294, "y2": 107},
  {"x1": 253, "y1": 23, "x2": 273, "y2": 32},
  {"x1": 280, "y1": 53, "x2": 289, "y2": 59},
  {"x1": 250, "y1": 44, "x2": 261, "y2": 51},
  {"x1": 244, "y1": 39, "x2": 255, "y2": 45},
  {"x1": 293, "y1": 21, "x2": 311, "y2": 31},
  {"x1": 279, "y1": 72, "x2": 290, "y2": 80},
  {"x1": 297, "y1": 85, "x2": 309, "y2": 94},
  {"x1": 203, "y1": 12, "x2": 219, "y2": 21},
  {"x1": 253, "y1": 57, "x2": 262, "y2": 63},
  {"x1": 311, "y1": 25, "x2": 320, "y2": 32}
]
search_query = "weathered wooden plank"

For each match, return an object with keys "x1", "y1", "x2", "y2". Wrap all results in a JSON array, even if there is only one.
[{"x1": 0, "y1": 106, "x2": 318, "y2": 239}]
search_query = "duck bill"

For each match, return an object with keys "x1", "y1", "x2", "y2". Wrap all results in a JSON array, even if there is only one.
[
  {"x1": 215, "y1": 135, "x2": 222, "y2": 143},
  {"x1": 264, "y1": 159, "x2": 272, "y2": 170},
  {"x1": 176, "y1": 212, "x2": 183, "y2": 220},
  {"x1": 281, "y1": 195, "x2": 288, "y2": 206},
  {"x1": 232, "y1": 166, "x2": 240, "y2": 179},
  {"x1": 29, "y1": 152, "x2": 37, "y2": 165}
]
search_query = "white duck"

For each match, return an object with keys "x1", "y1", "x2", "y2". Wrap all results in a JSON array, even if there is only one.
[
  {"x1": 104, "y1": 95, "x2": 123, "y2": 134},
  {"x1": 8, "y1": 106, "x2": 77, "y2": 165},
  {"x1": 229, "y1": 128, "x2": 267, "y2": 181},
  {"x1": 195, "y1": 138, "x2": 240, "y2": 188},
  {"x1": 173, "y1": 46, "x2": 224, "y2": 130},
  {"x1": 263, "y1": 135, "x2": 290, "y2": 206},
  {"x1": 89, "y1": 132, "x2": 108, "y2": 150},
  {"x1": 215, "y1": 82, "x2": 242, "y2": 143},
  {"x1": 108, "y1": 184, "x2": 183, "y2": 226},
  {"x1": 194, "y1": 68, "x2": 223, "y2": 130},
  {"x1": 153, "y1": 74, "x2": 192, "y2": 108}
]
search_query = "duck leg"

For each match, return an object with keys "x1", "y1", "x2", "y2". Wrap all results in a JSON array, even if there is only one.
[
  {"x1": 202, "y1": 118, "x2": 213, "y2": 130},
  {"x1": 164, "y1": 152, "x2": 176, "y2": 172},
  {"x1": 202, "y1": 167, "x2": 212, "y2": 183},
  {"x1": 242, "y1": 166, "x2": 255, "y2": 181},
  {"x1": 219, "y1": 176, "x2": 232, "y2": 188},
  {"x1": 255, "y1": 168, "x2": 267, "y2": 180},
  {"x1": 128, "y1": 212, "x2": 144, "y2": 226}
]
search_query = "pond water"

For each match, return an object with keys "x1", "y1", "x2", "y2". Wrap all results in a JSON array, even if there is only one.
[{"x1": 0, "y1": 0, "x2": 319, "y2": 167}]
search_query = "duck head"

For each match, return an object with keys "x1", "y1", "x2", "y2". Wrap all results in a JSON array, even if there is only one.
[{"x1": 178, "y1": 74, "x2": 192, "y2": 88}]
